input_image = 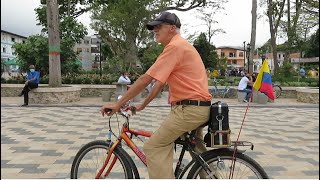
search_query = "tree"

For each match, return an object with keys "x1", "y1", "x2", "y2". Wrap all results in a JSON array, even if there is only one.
[
  {"x1": 193, "y1": 33, "x2": 218, "y2": 70},
  {"x1": 47, "y1": 0, "x2": 62, "y2": 87},
  {"x1": 12, "y1": 36, "x2": 81, "y2": 76},
  {"x1": 12, "y1": 35, "x2": 49, "y2": 75},
  {"x1": 304, "y1": 28, "x2": 319, "y2": 57},
  {"x1": 90, "y1": 0, "x2": 227, "y2": 72},
  {"x1": 33, "y1": 0, "x2": 89, "y2": 86},
  {"x1": 138, "y1": 43, "x2": 164, "y2": 72},
  {"x1": 195, "y1": 6, "x2": 226, "y2": 44},
  {"x1": 249, "y1": 0, "x2": 257, "y2": 74},
  {"x1": 267, "y1": 0, "x2": 286, "y2": 73}
]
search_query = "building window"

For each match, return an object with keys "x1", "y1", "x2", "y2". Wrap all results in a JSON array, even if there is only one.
[
  {"x1": 3, "y1": 47, "x2": 6, "y2": 53},
  {"x1": 77, "y1": 48, "x2": 82, "y2": 54},
  {"x1": 232, "y1": 60, "x2": 237, "y2": 64},
  {"x1": 22, "y1": 40, "x2": 26, "y2": 44},
  {"x1": 221, "y1": 52, "x2": 225, "y2": 57},
  {"x1": 229, "y1": 52, "x2": 235, "y2": 57},
  {"x1": 11, "y1": 37, "x2": 15, "y2": 42},
  {"x1": 239, "y1": 52, "x2": 244, "y2": 57},
  {"x1": 91, "y1": 47, "x2": 99, "y2": 53},
  {"x1": 84, "y1": 40, "x2": 90, "y2": 44}
]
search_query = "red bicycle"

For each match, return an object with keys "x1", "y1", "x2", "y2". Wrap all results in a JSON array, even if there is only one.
[{"x1": 70, "y1": 100, "x2": 268, "y2": 179}]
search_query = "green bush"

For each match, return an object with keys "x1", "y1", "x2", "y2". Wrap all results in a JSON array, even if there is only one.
[
  {"x1": 93, "y1": 78, "x2": 101, "y2": 84},
  {"x1": 82, "y1": 76, "x2": 92, "y2": 84},
  {"x1": 40, "y1": 75, "x2": 49, "y2": 84},
  {"x1": 287, "y1": 82, "x2": 309, "y2": 87},
  {"x1": 309, "y1": 82, "x2": 318, "y2": 87}
]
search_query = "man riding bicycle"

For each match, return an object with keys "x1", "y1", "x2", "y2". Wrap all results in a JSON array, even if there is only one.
[{"x1": 100, "y1": 11, "x2": 212, "y2": 178}]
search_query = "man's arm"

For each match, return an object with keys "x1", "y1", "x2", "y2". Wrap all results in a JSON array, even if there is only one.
[{"x1": 107, "y1": 74, "x2": 153, "y2": 111}]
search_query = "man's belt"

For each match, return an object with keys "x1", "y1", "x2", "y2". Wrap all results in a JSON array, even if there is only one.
[{"x1": 173, "y1": 100, "x2": 211, "y2": 106}]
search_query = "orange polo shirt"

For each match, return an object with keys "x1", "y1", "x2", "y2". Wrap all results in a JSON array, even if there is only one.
[{"x1": 146, "y1": 34, "x2": 212, "y2": 103}]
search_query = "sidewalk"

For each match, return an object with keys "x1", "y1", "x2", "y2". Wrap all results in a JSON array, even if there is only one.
[
  {"x1": 1, "y1": 92, "x2": 318, "y2": 108},
  {"x1": 1, "y1": 92, "x2": 319, "y2": 179}
]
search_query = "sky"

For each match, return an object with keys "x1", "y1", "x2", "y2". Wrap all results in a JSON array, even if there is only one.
[{"x1": 1, "y1": 0, "x2": 277, "y2": 48}]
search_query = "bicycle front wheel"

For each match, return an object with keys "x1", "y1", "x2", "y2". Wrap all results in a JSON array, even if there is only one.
[
  {"x1": 70, "y1": 140, "x2": 133, "y2": 179},
  {"x1": 187, "y1": 150, "x2": 268, "y2": 179},
  {"x1": 273, "y1": 85, "x2": 282, "y2": 98}
]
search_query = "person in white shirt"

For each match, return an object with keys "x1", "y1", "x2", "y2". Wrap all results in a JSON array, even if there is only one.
[
  {"x1": 117, "y1": 72, "x2": 131, "y2": 84},
  {"x1": 238, "y1": 72, "x2": 253, "y2": 102}
]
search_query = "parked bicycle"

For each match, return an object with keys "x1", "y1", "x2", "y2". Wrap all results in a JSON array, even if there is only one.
[
  {"x1": 273, "y1": 83, "x2": 282, "y2": 98},
  {"x1": 70, "y1": 99, "x2": 269, "y2": 179},
  {"x1": 209, "y1": 78, "x2": 234, "y2": 98}
]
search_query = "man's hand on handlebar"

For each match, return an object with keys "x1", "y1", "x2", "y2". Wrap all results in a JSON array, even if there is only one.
[
  {"x1": 135, "y1": 104, "x2": 146, "y2": 111},
  {"x1": 100, "y1": 104, "x2": 120, "y2": 117}
]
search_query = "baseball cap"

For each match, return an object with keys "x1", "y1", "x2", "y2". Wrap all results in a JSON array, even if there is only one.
[{"x1": 146, "y1": 11, "x2": 181, "y2": 30}]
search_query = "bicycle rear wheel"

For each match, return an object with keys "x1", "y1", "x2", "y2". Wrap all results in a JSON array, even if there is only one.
[
  {"x1": 187, "y1": 150, "x2": 268, "y2": 179},
  {"x1": 70, "y1": 140, "x2": 133, "y2": 179},
  {"x1": 273, "y1": 85, "x2": 282, "y2": 98}
]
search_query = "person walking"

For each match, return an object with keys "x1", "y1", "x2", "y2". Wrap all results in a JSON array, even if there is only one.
[
  {"x1": 18, "y1": 65, "x2": 40, "y2": 106},
  {"x1": 300, "y1": 67, "x2": 306, "y2": 78},
  {"x1": 100, "y1": 11, "x2": 212, "y2": 178}
]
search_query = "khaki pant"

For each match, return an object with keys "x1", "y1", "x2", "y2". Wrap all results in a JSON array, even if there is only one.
[{"x1": 143, "y1": 105, "x2": 210, "y2": 178}]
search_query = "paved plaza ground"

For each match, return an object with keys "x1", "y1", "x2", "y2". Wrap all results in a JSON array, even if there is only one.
[{"x1": 1, "y1": 94, "x2": 319, "y2": 179}]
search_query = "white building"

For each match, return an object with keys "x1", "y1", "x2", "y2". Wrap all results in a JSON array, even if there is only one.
[
  {"x1": 252, "y1": 52, "x2": 286, "y2": 73},
  {"x1": 1, "y1": 30, "x2": 27, "y2": 60},
  {"x1": 73, "y1": 34, "x2": 102, "y2": 71},
  {"x1": 1, "y1": 30, "x2": 27, "y2": 72}
]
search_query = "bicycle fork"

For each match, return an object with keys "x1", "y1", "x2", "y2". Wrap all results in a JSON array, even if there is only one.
[{"x1": 95, "y1": 139, "x2": 121, "y2": 179}]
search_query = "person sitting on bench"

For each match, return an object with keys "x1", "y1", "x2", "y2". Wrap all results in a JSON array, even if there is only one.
[{"x1": 18, "y1": 65, "x2": 40, "y2": 106}]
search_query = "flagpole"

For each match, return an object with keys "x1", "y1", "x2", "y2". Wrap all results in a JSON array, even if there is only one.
[{"x1": 229, "y1": 90, "x2": 254, "y2": 178}]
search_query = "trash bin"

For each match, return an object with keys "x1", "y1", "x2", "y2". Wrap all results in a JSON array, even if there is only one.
[{"x1": 102, "y1": 91, "x2": 112, "y2": 102}]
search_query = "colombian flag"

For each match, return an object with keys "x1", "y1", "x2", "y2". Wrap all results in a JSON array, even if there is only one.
[{"x1": 253, "y1": 60, "x2": 275, "y2": 100}]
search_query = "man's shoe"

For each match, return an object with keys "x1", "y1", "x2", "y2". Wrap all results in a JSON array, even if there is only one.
[
  {"x1": 21, "y1": 104, "x2": 28, "y2": 107},
  {"x1": 243, "y1": 99, "x2": 248, "y2": 103}
]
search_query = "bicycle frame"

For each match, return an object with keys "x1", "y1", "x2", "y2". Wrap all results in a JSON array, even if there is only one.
[
  {"x1": 95, "y1": 125, "x2": 151, "y2": 178},
  {"x1": 95, "y1": 117, "x2": 210, "y2": 179}
]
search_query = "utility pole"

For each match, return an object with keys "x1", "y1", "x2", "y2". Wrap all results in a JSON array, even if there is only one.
[
  {"x1": 243, "y1": 41, "x2": 246, "y2": 69},
  {"x1": 47, "y1": 0, "x2": 61, "y2": 87}
]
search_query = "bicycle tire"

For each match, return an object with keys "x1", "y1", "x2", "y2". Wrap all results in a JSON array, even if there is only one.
[
  {"x1": 273, "y1": 84, "x2": 282, "y2": 98},
  {"x1": 222, "y1": 87, "x2": 230, "y2": 98},
  {"x1": 187, "y1": 150, "x2": 269, "y2": 179},
  {"x1": 70, "y1": 140, "x2": 133, "y2": 179}
]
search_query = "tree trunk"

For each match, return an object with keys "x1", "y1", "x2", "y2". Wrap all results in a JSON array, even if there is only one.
[
  {"x1": 249, "y1": 0, "x2": 257, "y2": 73},
  {"x1": 267, "y1": 0, "x2": 285, "y2": 73},
  {"x1": 47, "y1": 0, "x2": 61, "y2": 87},
  {"x1": 284, "y1": 0, "x2": 291, "y2": 63},
  {"x1": 125, "y1": 37, "x2": 138, "y2": 72}
]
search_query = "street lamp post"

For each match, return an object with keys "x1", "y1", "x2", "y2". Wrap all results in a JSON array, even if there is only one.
[
  {"x1": 246, "y1": 43, "x2": 251, "y2": 74},
  {"x1": 243, "y1": 41, "x2": 246, "y2": 69},
  {"x1": 95, "y1": 34, "x2": 103, "y2": 77}
]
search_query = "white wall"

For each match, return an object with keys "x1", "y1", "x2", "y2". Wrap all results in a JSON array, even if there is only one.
[{"x1": 1, "y1": 31, "x2": 26, "y2": 60}]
